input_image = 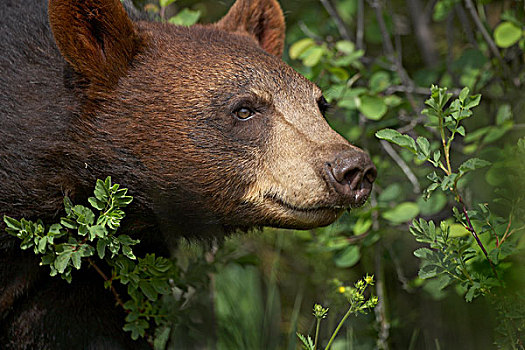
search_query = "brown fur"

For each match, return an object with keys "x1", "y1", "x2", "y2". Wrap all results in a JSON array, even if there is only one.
[{"x1": 0, "y1": 0, "x2": 374, "y2": 348}]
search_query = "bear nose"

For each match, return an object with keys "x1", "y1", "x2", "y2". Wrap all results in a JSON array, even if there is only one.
[{"x1": 325, "y1": 150, "x2": 377, "y2": 205}]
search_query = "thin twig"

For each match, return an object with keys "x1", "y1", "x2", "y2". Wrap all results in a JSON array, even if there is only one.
[
  {"x1": 375, "y1": 245, "x2": 390, "y2": 350},
  {"x1": 385, "y1": 85, "x2": 463, "y2": 96},
  {"x1": 455, "y1": 4, "x2": 478, "y2": 48},
  {"x1": 319, "y1": 0, "x2": 354, "y2": 42},
  {"x1": 370, "y1": 190, "x2": 380, "y2": 231},
  {"x1": 88, "y1": 258, "x2": 127, "y2": 311},
  {"x1": 346, "y1": 230, "x2": 371, "y2": 244},
  {"x1": 405, "y1": 0, "x2": 438, "y2": 66},
  {"x1": 386, "y1": 245, "x2": 413, "y2": 292},
  {"x1": 463, "y1": 0, "x2": 509, "y2": 76},
  {"x1": 368, "y1": 0, "x2": 420, "y2": 113},
  {"x1": 298, "y1": 21, "x2": 323, "y2": 41},
  {"x1": 356, "y1": 0, "x2": 365, "y2": 50},
  {"x1": 380, "y1": 140, "x2": 421, "y2": 193},
  {"x1": 457, "y1": 198, "x2": 499, "y2": 280},
  {"x1": 446, "y1": 11, "x2": 460, "y2": 87}
]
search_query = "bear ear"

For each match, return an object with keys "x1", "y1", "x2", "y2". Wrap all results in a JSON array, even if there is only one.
[
  {"x1": 48, "y1": 0, "x2": 142, "y2": 87},
  {"x1": 216, "y1": 0, "x2": 285, "y2": 57}
]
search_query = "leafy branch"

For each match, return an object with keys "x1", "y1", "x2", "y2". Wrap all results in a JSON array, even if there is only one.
[
  {"x1": 297, "y1": 275, "x2": 377, "y2": 350},
  {"x1": 4, "y1": 177, "x2": 175, "y2": 345},
  {"x1": 376, "y1": 85, "x2": 500, "y2": 278}
]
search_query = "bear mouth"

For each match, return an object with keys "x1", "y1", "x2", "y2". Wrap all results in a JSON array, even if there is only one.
[
  {"x1": 262, "y1": 194, "x2": 345, "y2": 228},
  {"x1": 266, "y1": 194, "x2": 347, "y2": 213}
]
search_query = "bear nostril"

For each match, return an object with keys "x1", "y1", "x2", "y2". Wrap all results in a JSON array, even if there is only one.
[
  {"x1": 342, "y1": 167, "x2": 364, "y2": 190},
  {"x1": 364, "y1": 166, "x2": 377, "y2": 184},
  {"x1": 326, "y1": 150, "x2": 376, "y2": 201}
]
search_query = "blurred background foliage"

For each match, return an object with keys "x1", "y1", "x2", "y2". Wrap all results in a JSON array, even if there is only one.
[{"x1": 131, "y1": 0, "x2": 524, "y2": 348}]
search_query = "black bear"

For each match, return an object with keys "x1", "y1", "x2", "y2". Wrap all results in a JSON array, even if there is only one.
[{"x1": 0, "y1": 0, "x2": 376, "y2": 348}]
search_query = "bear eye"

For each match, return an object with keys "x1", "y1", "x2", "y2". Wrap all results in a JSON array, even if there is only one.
[{"x1": 234, "y1": 107, "x2": 255, "y2": 120}]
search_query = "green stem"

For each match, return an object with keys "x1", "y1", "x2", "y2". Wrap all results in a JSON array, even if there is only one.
[
  {"x1": 458, "y1": 257, "x2": 475, "y2": 284},
  {"x1": 314, "y1": 318, "x2": 321, "y2": 350},
  {"x1": 438, "y1": 112, "x2": 452, "y2": 175},
  {"x1": 325, "y1": 306, "x2": 354, "y2": 350}
]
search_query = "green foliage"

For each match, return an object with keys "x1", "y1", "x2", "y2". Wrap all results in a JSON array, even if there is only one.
[
  {"x1": 289, "y1": 38, "x2": 393, "y2": 121},
  {"x1": 4, "y1": 178, "x2": 176, "y2": 345},
  {"x1": 376, "y1": 85, "x2": 525, "y2": 346},
  {"x1": 297, "y1": 276, "x2": 378, "y2": 350},
  {"x1": 168, "y1": 8, "x2": 201, "y2": 26},
  {"x1": 5, "y1": 177, "x2": 134, "y2": 283},
  {"x1": 494, "y1": 21, "x2": 523, "y2": 49}
]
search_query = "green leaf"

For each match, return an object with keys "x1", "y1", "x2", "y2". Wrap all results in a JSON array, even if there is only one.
[
  {"x1": 168, "y1": 8, "x2": 201, "y2": 26},
  {"x1": 89, "y1": 225, "x2": 107, "y2": 240},
  {"x1": 71, "y1": 251, "x2": 82, "y2": 270},
  {"x1": 139, "y1": 281, "x2": 158, "y2": 301},
  {"x1": 88, "y1": 197, "x2": 105, "y2": 211},
  {"x1": 72, "y1": 205, "x2": 95, "y2": 225},
  {"x1": 435, "y1": 274, "x2": 453, "y2": 291},
  {"x1": 458, "y1": 158, "x2": 491, "y2": 175},
  {"x1": 334, "y1": 245, "x2": 361, "y2": 268},
  {"x1": 289, "y1": 38, "x2": 316, "y2": 60},
  {"x1": 414, "y1": 247, "x2": 434, "y2": 259},
  {"x1": 410, "y1": 219, "x2": 437, "y2": 243},
  {"x1": 154, "y1": 326, "x2": 172, "y2": 350},
  {"x1": 465, "y1": 285, "x2": 480, "y2": 302},
  {"x1": 37, "y1": 236, "x2": 48, "y2": 254},
  {"x1": 335, "y1": 40, "x2": 355, "y2": 54},
  {"x1": 48, "y1": 223, "x2": 62, "y2": 236},
  {"x1": 358, "y1": 95, "x2": 387, "y2": 120},
  {"x1": 440, "y1": 173, "x2": 457, "y2": 191},
  {"x1": 55, "y1": 252, "x2": 72, "y2": 274},
  {"x1": 483, "y1": 123, "x2": 513, "y2": 144},
  {"x1": 332, "y1": 49, "x2": 364, "y2": 66},
  {"x1": 382, "y1": 202, "x2": 420, "y2": 224},
  {"x1": 94, "y1": 179, "x2": 109, "y2": 202},
  {"x1": 4, "y1": 216, "x2": 22, "y2": 230},
  {"x1": 464, "y1": 94, "x2": 481, "y2": 109},
  {"x1": 118, "y1": 235, "x2": 139, "y2": 246},
  {"x1": 375, "y1": 129, "x2": 417, "y2": 152},
  {"x1": 297, "y1": 333, "x2": 315, "y2": 350},
  {"x1": 122, "y1": 245, "x2": 136, "y2": 260},
  {"x1": 417, "y1": 192, "x2": 447, "y2": 216},
  {"x1": 375, "y1": 128, "x2": 399, "y2": 141},
  {"x1": 418, "y1": 264, "x2": 441, "y2": 279},
  {"x1": 302, "y1": 46, "x2": 324, "y2": 67},
  {"x1": 496, "y1": 104, "x2": 512, "y2": 125},
  {"x1": 115, "y1": 196, "x2": 133, "y2": 207},
  {"x1": 378, "y1": 183, "x2": 403, "y2": 202},
  {"x1": 458, "y1": 87, "x2": 469, "y2": 102},
  {"x1": 416, "y1": 136, "x2": 431, "y2": 158},
  {"x1": 123, "y1": 319, "x2": 148, "y2": 340},
  {"x1": 369, "y1": 71, "x2": 391, "y2": 93},
  {"x1": 494, "y1": 21, "x2": 522, "y2": 48},
  {"x1": 433, "y1": 151, "x2": 441, "y2": 164},
  {"x1": 151, "y1": 278, "x2": 170, "y2": 295},
  {"x1": 449, "y1": 224, "x2": 469, "y2": 237},
  {"x1": 64, "y1": 197, "x2": 73, "y2": 215},
  {"x1": 159, "y1": 0, "x2": 176, "y2": 7},
  {"x1": 60, "y1": 217, "x2": 78, "y2": 230},
  {"x1": 353, "y1": 217, "x2": 372, "y2": 235}
]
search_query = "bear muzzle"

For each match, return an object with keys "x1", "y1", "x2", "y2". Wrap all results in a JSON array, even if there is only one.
[{"x1": 324, "y1": 150, "x2": 377, "y2": 208}]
